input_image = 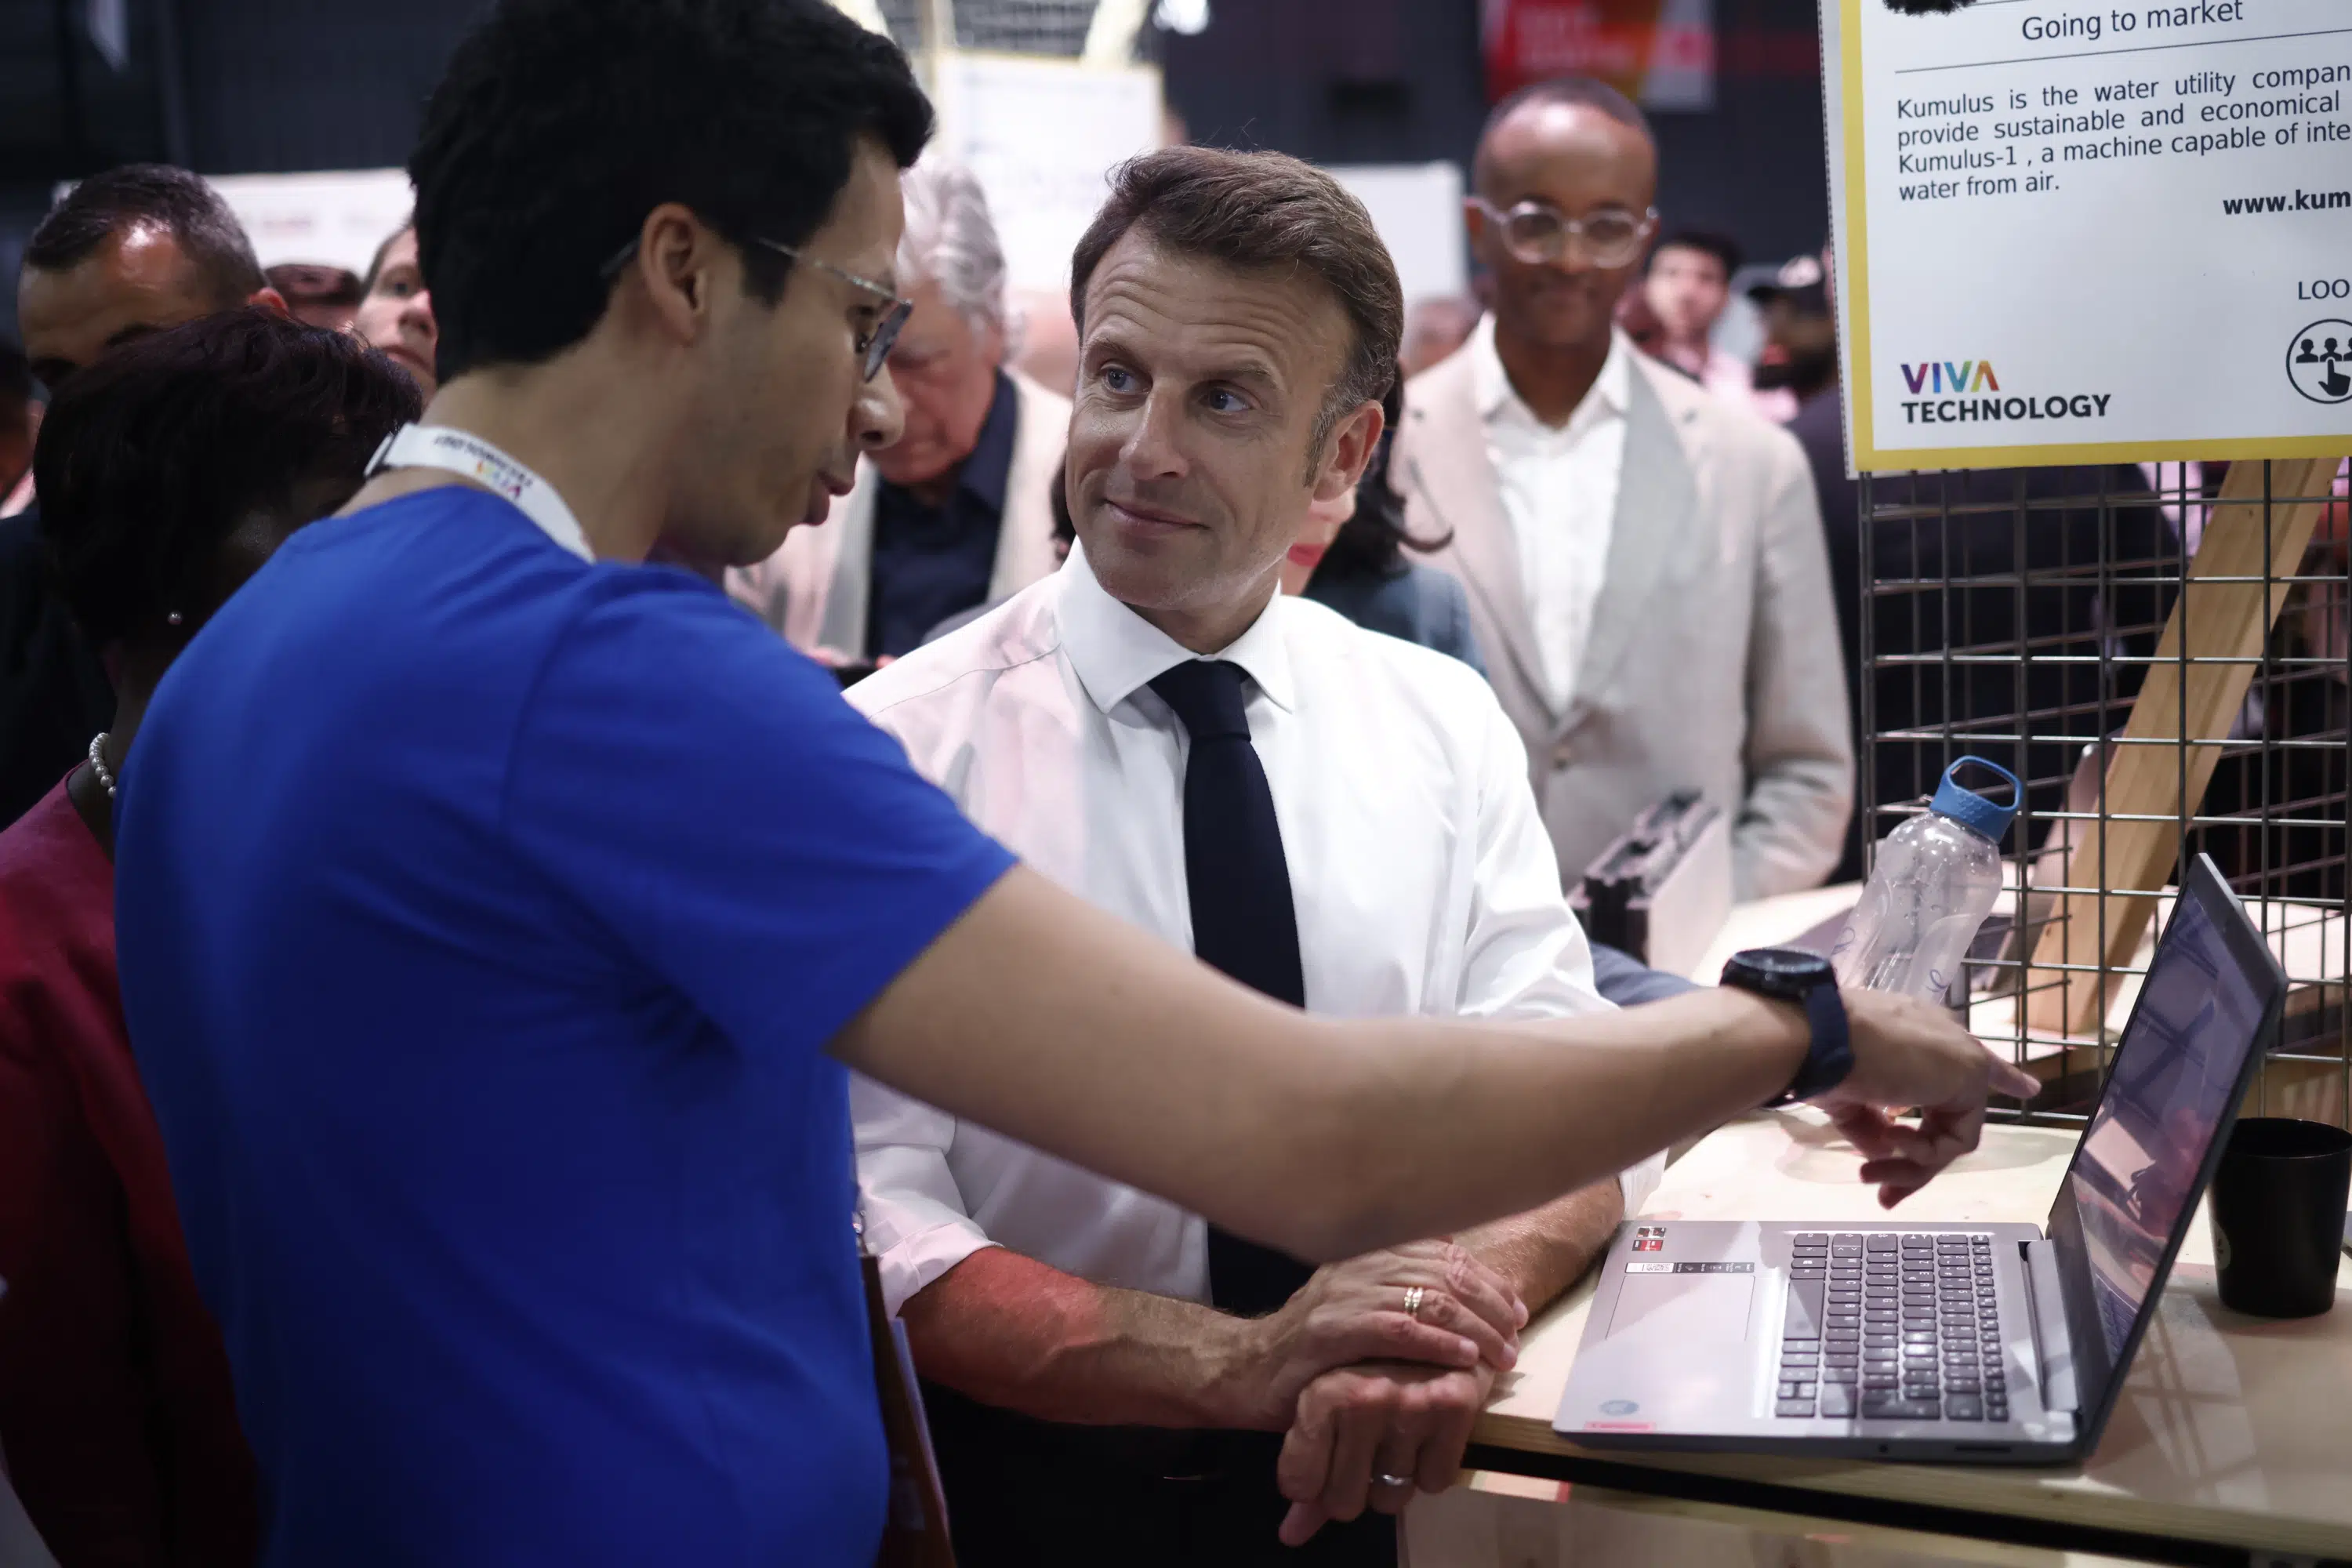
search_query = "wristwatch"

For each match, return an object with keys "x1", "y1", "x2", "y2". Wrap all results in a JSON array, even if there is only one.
[{"x1": 1719, "y1": 947, "x2": 1853, "y2": 1106}]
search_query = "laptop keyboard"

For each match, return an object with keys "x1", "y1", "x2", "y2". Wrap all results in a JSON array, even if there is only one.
[{"x1": 1775, "y1": 1232, "x2": 2009, "y2": 1424}]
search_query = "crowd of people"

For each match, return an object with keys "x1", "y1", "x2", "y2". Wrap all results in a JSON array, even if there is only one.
[{"x1": 0, "y1": 2, "x2": 2038, "y2": 1566}]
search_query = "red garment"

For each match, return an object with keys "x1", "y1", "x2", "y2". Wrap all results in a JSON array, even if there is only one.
[{"x1": 0, "y1": 775, "x2": 257, "y2": 1566}]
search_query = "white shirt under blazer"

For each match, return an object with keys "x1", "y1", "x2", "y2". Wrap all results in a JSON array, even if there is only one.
[
  {"x1": 845, "y1": 546, "x2": 1664, "y2": 1317},
  {"x1": 1399, "y1": 324, "x2": 1854, "y2": 902}
]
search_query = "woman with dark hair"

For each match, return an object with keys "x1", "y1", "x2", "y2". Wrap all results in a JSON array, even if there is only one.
[
  {"x1": 0, "y1": 308, "x2": 418, "y2": 1566},
  {"x1": 1292, "y1": 369, "x2": 1486, "y2": 673}
]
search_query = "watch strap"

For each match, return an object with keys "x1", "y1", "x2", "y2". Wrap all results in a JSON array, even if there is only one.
[{"x1": 1769, "y1": 981, "x2": 1854, "y2": 1106}]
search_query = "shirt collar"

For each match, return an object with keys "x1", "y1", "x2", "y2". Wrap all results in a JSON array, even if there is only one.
[
  {"x1": 1056, "y1": 541, "x2": 1297, "y2": 717},
  {"x1": 1470, "y1": 313, "x2": 1634, "y2": 431}
]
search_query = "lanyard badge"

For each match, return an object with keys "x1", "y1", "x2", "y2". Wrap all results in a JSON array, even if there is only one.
[{"x1": 366, "y1": 423, "x2": 595, "y2": 563}]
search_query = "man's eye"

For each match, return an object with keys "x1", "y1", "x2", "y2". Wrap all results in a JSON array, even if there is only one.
[
  {"x1": 1204, "y1": 387, "x2": 1247, "y2": 413},
  {"x1": 1100, "y1": 365, "x2": 1136, "y2": 394}
]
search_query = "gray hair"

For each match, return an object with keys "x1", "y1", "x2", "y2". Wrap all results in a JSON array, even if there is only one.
[{"x1": 898, "y1": 160, "x2": 1016, "y2": 347}]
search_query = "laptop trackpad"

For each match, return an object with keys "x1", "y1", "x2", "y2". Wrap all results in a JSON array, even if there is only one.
[{"x1": 1606, "y1": 1272, "x2": 1755, "y2": 1343}]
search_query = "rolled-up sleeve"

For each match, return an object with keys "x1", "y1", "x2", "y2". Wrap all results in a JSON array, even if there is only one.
[{"x1": 849, "y1": 1074, "x2": 1000, "y2": 1316}]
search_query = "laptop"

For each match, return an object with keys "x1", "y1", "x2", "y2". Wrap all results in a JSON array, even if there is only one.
[{"x1": 1558, "y1": 855, "x2": 2285, "y2": 1462}]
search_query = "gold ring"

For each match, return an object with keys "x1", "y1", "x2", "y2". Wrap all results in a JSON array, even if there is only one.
[{"x1": 1403, "y1": 1284, "x2": 1426, "y2": 1319}]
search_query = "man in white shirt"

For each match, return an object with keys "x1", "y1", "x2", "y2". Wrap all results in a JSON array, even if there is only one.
[
  {"x1": 1399, "y1": 77, "x2": 1853, "y2": 902},
  {"x1": 849, "y1": 147, "x2": 1661, "y2": 1567}
]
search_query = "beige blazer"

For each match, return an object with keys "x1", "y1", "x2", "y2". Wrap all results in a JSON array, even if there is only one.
[
  {"x1": 1396, "y1": 341, "x2": 1853, "y2": 902},
  {"x1": 728, "y1": 370, "x2": 1070, "y2": 655}
]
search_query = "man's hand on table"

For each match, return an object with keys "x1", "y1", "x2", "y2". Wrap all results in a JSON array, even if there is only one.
[
  {"x1": 1274, "y1": 1358, "x2": 1497, "y2": 1545},
  {"x1": 1261, "y1": 1201, "x2": 1624, "y2": 1544},
  {"x1": 1817, "y1": 988, "x2": 2042, "y2": 1207},
  {"x1": 1225, "y1": 1240, "x2": 1524, "y2": 1431}
]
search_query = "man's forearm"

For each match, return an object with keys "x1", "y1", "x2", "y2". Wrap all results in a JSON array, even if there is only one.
[
  {"x1": 1454, "y1": 1178, "x2": 1624, "y2": 1314},
  {"x1": 839, "y1": 868, "x2": 1817, "y2": 1266},
  {"x1": 899, "y1": 1246, "x2": 1261, "y2": 1429}
]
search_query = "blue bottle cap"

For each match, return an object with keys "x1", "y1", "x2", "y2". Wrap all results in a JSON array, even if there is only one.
[{"x1": 1930, "y1": 756, "x2": 2021, "y2": 845}]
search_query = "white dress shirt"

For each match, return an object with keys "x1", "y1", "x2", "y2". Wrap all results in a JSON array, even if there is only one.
[
  {"x1": 1472, "y1": 314, "x2": 1633, "y2": 711},
  {"x1": 845, "y1": 546, "x2": 1666, "y2": 1316}
]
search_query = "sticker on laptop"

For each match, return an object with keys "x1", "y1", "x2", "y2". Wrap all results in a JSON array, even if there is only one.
[{"x1": 1626, "y1": 1260, "x2": 1755, "y2": 1274}]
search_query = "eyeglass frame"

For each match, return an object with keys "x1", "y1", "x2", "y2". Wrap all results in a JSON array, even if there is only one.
[
  {"x1": 597, "y1": 234, "x2": 913, "y2": 382},
  {"x1": 1468, "y1": 197, "x2": 1660, "y2": 269}
]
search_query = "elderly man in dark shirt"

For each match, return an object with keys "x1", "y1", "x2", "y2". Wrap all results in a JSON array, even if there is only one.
[{"x1": 731, "y1": 160, "x2": 1069, "y2": 664}]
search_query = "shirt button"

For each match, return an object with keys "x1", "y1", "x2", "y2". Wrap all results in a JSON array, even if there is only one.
[{"x1": 1551, "y1": 739, "x2": 1574, "y2": 770}]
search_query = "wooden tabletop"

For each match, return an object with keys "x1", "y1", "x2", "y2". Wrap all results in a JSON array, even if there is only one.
[{"x1": 1471, "y1": 1115, "x2": 2352, "y2": 1561}]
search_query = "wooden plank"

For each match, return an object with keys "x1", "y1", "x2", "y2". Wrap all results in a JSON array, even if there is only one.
[{"x1": 2025, "y1": 457, "x2": 2346, "y2": 1034}]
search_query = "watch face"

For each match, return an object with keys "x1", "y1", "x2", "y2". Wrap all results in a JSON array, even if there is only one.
[{"x1": 1731, "y1": 946, "x2": 1834, "y2": 985}]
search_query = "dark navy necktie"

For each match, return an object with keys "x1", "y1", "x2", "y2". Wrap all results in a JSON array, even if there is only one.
[{"x1": 1147, "y1": 659, "x2": 1316, "y2": 1319}]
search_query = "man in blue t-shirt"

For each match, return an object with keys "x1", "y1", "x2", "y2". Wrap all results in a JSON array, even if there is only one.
[{"x1": 112, "y1": 3, "x2": 2032, "y2": 1564}]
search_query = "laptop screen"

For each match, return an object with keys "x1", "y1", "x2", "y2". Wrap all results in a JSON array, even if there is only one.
[{"x1": 2044, "y1": 858, "x2": 2285, "y2": 1417}]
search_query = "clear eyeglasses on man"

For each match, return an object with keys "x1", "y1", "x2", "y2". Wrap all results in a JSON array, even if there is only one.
[
  {"x1": 1472, "y1": 198, "x2": 1659, "y2": 270},
  {"x1": 599, "y1": 235, "x2": 912, "y2": 381}
]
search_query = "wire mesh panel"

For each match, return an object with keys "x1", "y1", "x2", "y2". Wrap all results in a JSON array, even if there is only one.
[{"x1": 1859, "y1": 459, "x2": 2351, "y2": 1130}]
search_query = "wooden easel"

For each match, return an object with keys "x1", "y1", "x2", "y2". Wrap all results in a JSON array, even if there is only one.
[{"x1": 2025, "y1": 456, "x2": 2346, "y2": 1035}]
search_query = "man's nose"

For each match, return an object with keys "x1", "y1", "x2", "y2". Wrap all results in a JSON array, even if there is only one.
[
  {"x1": 855, "y1": 365, "x2": 906, "y2": 452},
  {"x1": 1118, "y1": 387, "x2": 1187, "y2": 479}
]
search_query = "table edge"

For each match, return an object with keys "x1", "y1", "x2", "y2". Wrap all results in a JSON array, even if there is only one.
[{"x1": 1468, "y1": 1410, "x2": 2352, "y2": 1559}]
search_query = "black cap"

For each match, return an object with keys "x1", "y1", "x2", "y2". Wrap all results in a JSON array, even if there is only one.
[{"x1": 1746, "y1": 252, "x2": 1829, "y2": 315}]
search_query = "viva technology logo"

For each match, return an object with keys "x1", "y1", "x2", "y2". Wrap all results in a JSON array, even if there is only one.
[{"x1": 1894, "y1": 357, "x2": 2113, "y2": 426}]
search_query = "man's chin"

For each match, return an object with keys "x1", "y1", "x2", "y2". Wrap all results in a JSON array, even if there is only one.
[{"x1": 869, "y1": 455, "x2": 951, "y2": 491}]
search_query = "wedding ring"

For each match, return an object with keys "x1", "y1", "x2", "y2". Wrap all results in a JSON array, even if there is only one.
[
  {"x1": 1403, "y1": 1284, "x2": 1425, "y2": 1320},
  {"x1": 1376, "y1": 1472, "x2": 1414, "y2": 1490}
]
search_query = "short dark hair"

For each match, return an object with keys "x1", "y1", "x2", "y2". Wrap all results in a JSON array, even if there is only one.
[
  {"x1": 1474, "y1": 78, "x2": 1655, "y2": 195},
  {"x1": 410, "y1": 0, "x2": 933, "y2": 380},
  {"x1": 1069, "y1": 147, "x2": 1403, "y2": 466},
  {"x1": 0, "y1": 339, "x2": 31, "y2": 412},
  {"x1": 1319, "y1": 366, "x2": 1450, "y2": 580},
  {"x1": 33, "y1": 310, "x2": 420, "y2": 648},
  {"x1": 25, "y1": 164, "x2": 266, "y2": 304},
  {"x1": 1650, "y1": 230, "x2": 1741, "y2": 280}
]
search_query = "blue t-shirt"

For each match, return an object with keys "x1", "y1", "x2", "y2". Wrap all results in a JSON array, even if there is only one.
[{"x1": 114, "y1": 488, "x2": 1014, "y2": 1567}]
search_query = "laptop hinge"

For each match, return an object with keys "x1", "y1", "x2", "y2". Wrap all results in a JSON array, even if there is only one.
[{"x1": 2021, "y1": 1239, "x2": 2081, "y2": 1414}]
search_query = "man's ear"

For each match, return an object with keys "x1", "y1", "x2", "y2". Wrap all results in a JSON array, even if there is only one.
[
  {"x1": 619, "y1": 201, "x2": 725, "y2": 346},
  {"x1": 249, "y1": 285, "x2": 290, "y2": 316},
  {"x1": 1462, "y1": 196, "x2": 1491, "y2": 264},
  {"x1": 1310, "y1": 398, "x2": 1384, "y2": 504}
]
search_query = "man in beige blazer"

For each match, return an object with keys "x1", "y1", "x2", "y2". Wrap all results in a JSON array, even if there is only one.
[
  {"x1": 1396, "y1": 78, "x2": 1851, "y2": 902},
  {"x1": 730, "y1": 161, "x2": 1069, "y2": 661}
]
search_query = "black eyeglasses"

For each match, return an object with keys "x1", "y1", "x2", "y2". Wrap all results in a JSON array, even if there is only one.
[
  {"x1": 598, "y1": 236, "x2": 913, "y2": 381},
  {"x1": 1469, "y1": 198, "x2": 1657, "y2": 270}
]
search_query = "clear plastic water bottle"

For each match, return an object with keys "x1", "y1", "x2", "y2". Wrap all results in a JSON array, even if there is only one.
[{"x1": 1831, "y1": 757, "x2": 2021, "y2": 1004}]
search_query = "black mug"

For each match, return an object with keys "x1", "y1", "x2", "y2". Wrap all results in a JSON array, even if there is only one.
[{"x1": 2209, "y1": 1117, "x2": 2352, "y2": 1319}]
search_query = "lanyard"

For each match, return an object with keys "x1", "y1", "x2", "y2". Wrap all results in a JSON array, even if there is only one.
[{"x1": 365, "y1": 423, "x2": 594, "y2": 564}]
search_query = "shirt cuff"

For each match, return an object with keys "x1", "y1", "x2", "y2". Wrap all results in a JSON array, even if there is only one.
[
  {"x1": 1619, "y1": 1149, "x2": 1668, "y2": 1218},
  {"x1": 870, "y1": 1220, "x2": 1002, "y2": 1319}
]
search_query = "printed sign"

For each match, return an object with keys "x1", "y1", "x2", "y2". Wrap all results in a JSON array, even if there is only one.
[
  {"x1": 1486, "y1": 0, "x2": 1717, "y2": 111},
  {"x1": 1828, "y1": 0, "x2": 2352, "y2": 469}
]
